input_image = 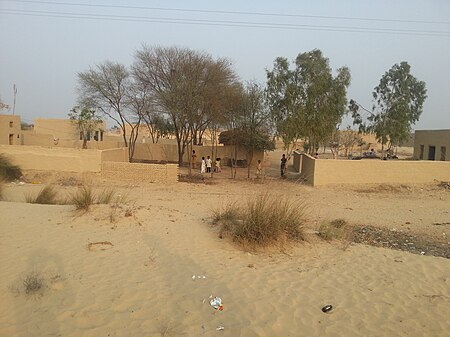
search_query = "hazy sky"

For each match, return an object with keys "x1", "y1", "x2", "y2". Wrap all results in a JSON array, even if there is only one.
[{"x1": 1, "y1": 0, "x2": 449, "y2": 130}]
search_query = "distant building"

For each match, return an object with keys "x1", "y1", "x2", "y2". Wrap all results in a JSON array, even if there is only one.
[
  {"x1": 414, "y1": 129, "x2": 450, "y2": 161},
  {"x1": 34, "y1": 118, "x2": 106, "y2": 142},
  {"x1": 0, "y1": 114, "x2": 21, "y2": 145}
]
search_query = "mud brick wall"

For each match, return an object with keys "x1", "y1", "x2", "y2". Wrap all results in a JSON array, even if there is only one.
[{"x1": 101, "y1": 162, "x2": 178, "y2": 184}]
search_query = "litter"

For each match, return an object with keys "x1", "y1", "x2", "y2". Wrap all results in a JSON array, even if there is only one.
[
  {"x1": 209, "y1": 297, "x2": 224, "y2": 311},
  {"x1": 321, "y1": 305, "x2": 333, "y2": 313},
  {"x1": 192, "y1": 275, "x2": 206, "y2": 280},
  {"x1": 216, "y1": 326, "x2": 225, "y2": 331}
]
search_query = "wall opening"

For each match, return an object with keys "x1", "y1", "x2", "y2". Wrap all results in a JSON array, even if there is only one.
[
  {"x1": 441, "y1": 146, "x2": 447, "y2": 161},
  {"x1": 9, "y1": 134, "x2": 14, "y2": 145},
  {"x1": 9, "y1": 121, "x2": 13, "y2": 127},
  {"x1": 419, "y1": 145, "x2": 424, "y2": 160},
  {"x1": 428, "y1": 146, "x2": 436, "y2": 160}
]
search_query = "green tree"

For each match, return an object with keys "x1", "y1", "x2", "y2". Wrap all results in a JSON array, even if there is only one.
[
  {"x1": 351, "y1": 62, "x2": 427, "y2": 151},
  {"x1": 219, "y1": 82, "x2": 275, "y2": 178},
  {"x1": 68, "y1": 106, "x2": 102, "y2": 149},
  {"x1": 266, "y1": 49, "x2": 351, "y2": 155}
]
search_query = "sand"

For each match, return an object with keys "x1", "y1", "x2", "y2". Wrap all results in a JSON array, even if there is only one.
[{"x1": 0, "y1": 170, "x2": 449, "y2": 336}]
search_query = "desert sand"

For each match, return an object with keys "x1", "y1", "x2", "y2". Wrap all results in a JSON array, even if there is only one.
[{"x1": 1, "y1": 161, "x2": 449, "y2": 336}]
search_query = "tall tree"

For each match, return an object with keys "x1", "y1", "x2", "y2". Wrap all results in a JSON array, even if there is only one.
[
  {"x1": 219, "y1": 82, "x2": 275, "y2": 178},
  {"x1": 133, "y1": 45, "x2": 237, "y2": 166},
  {"x1": 68, "y1": 106, "x2": 103, "y2": 149},
  {"x1": 351, "y1": 61, "x2": 427, "y2": 151},
  {"x1": 77, "y1": 61, "x2": 140, "y2": 161},
  {"x1": 266, "y1": 49, "x2": 351, "y2": 154}
]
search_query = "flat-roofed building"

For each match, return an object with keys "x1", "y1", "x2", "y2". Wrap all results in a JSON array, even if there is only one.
[{"x1": 414, "y1": 129, "x2": 450, "y2": 161}]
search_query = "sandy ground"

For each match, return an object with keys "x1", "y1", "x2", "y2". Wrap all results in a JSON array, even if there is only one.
[{"x1": 0, "y1": 163, "x2": 449, "y2": 336}]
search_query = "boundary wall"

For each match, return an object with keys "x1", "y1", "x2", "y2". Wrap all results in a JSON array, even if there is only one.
[
  {"x1": 293, "y1": 151, "x2": 450, "y2": 186},
  {"x1": 0, "y1": 145, "x2": 102, "y2": 172},
  {"x1": 1, "y1": 145, "x2": 178, "y2": 184},
  {"x1": 101, "y1": 162, "x2": 178, "y2": 184}
]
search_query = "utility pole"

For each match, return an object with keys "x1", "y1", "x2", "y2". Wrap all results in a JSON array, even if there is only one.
[{"x1": 12, "y1": 84, "x2": 17, "y2": 115}]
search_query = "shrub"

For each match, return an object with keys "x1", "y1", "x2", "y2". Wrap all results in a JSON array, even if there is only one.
[
  {"x1": 22, "y1": 271, "x2": 45, "y2": 295},
  {"x1": 318, "y1": 219, "x2": 353, "y2": 241},
  {"x1": 0, "y1": 180, "x2": 4, "y2": 200},
  {"x1": 212, "y1": 193, "x2": 306, "y2": 248},
  {"x1": 0, "y1": 154, "x2": 22, "y2": 181},
  {"x1": 25, "y1": 185, "x2": 59, "y2": 204},
  {"x1": 70, "y1": 185, "x2": 95, "y2": 211},
  {"x1": 97, "y1": 187, "x2": 116, "y2": 204}
]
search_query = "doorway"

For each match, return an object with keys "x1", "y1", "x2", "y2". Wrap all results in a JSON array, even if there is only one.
[{"x1": 428, "y1": 146, "x2": 436, "y2": 160}]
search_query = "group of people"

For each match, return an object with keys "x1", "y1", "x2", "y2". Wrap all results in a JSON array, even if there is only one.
[
  {"x1": 192, "y1": 150, "x2": 290, "y2": 178},
  {"x1": 192, "y1": 150, "x2": 221, "y2": 173}
]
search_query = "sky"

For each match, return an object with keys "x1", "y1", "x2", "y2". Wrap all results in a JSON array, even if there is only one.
[{"x1": 0, "y1": 0, "x2": 449, "y2": 130}]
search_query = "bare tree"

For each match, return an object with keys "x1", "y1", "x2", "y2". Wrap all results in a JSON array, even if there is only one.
[
  {"x1": 0, "y1": 96, "x2": 10, "y2": 111},
  {"x1": 133, "y1": 45, "x2": 238, "y2": 166},
  {"x1": 77, "y1": 61, "x2": 141, "y2": 161}
]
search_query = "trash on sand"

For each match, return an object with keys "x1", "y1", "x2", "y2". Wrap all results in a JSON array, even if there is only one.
[
  {"x1": 216, "y1": 326, "x2": 225, "y2": 331},
  {"x1": 420, "y1": 251, "x2": 425, "y2": 255},
  {"x1": 192, "y1": 275, "x2": 206, "y2": 280},
  {"x1": 210, "y1": 297, "x2": 224, "y2": 311},
  {"x1": 322, "y1": 305, "x2": 333, "y2": 313}
]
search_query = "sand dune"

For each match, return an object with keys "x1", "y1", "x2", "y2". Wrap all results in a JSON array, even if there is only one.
[{"x1": 0, "y1": 178, "x2": 449, "y2": 336}]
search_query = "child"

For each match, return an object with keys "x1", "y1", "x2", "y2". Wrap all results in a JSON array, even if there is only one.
[
  {"x1": 256, "y1": 159, "x2": 262, "y2": 178},
  {"x1": 200, "y1": 157, "x2": 206, "y2": 174},
  {"x1": 215, "y1": 158, "x2": 221, "y2": 173},
  {"x1": 206, "y1": 156, "x2": 212, "y2": 173}
]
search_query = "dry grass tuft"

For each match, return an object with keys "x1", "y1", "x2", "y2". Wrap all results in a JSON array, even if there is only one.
[
  {"x1": 70, "y1": 185, "x2": 95, "y2": 211},
  {"x1": 97, "y1": 187, "x2": 116, "y2": 204},
  {"x1": 0, "y1": 179, "x2": 4, "y2": 200},
  {"x1": 25, "y1": 185, "x2": 59, "y2": 204},
  {"x1": 22, "y1": 271, "x2": 45, "y2": 295},
  {"x1": 0, "y1": 154, "x2": 22, "y2": 181},
  {"x1": 212, "y1": 193, "x2": 306, "y2": 249},
  {"x1": 317, "y1": 218, "x2": 353, "y2": 241}
]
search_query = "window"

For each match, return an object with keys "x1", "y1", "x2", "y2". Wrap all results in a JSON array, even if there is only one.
[
  {"x1": 86, "y1": 132, "x2": 91, "y2": 141},
  {"x1": 419, "y1": 145, "x2": 424, "y2": 160},
  {"x1": 100, "y1": 131, "x2": 103, "y2": 141},
  {"x1": 9, "y1": 121, "x2": 13, "y2": 127},
  {"x1": 94, "y1": 131, "x2": 99, "y2": 141},
  {"x1": 441, "y1": 146, "x2": 447, "y2": 161}
]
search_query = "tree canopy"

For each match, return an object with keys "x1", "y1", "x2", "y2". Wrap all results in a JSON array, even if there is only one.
[
  {"x1": 350, "y1": 61, "x2": 427, "y2": 149},
  {"x1": 266, "y1": 49, "x2": 351, "y2": 154},
  {"x1": 68, "y1": 106, "x2": 102, "y2": 149}
]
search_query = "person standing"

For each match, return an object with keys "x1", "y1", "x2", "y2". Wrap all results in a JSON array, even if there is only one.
[
  {"x1": 215, "y1": 157, "x2": 221, "y2": 173},
  {"x1": 280, "y1": 154, "x2": 287, "y2": 177},
  {"x1": 206, "y1": 156, "x2": 212, "y2": 173},
  {"x1": 200, "y1": 157, "x2": 206, "y2": 174},
  {"x1": 191, "y1": 150, "x2": 197, "y2": 169},
  {"x1": 256, "y1": 159, "x2": 262, "y2": 178}
]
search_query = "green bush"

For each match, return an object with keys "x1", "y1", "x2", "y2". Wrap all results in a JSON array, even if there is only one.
[
  {"x1": 212, "y1": 193, "x2": 306, "y2": 248},
  {"x1": 0, "y1": 154, "x2": 22, "y2": 181}
]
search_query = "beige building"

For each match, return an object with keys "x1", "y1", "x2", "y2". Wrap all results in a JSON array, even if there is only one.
[
  {"x1": 34, "y1": 118, "x2": 106, "y2": 142},
  {"x1": 0, "y1": 114, "x2": 21, "y2": 145},
  {"x1": 414, "y1": 129, "x2": 450, "y2": 161}
]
